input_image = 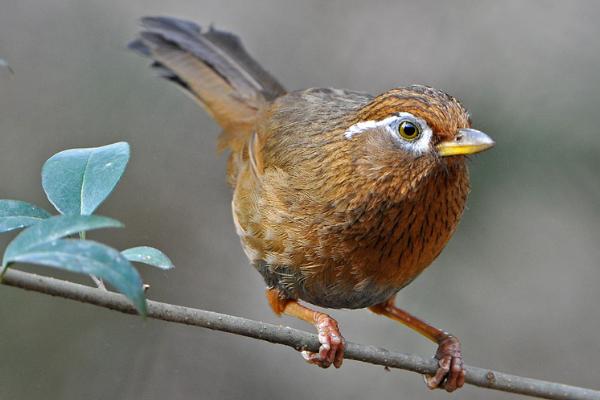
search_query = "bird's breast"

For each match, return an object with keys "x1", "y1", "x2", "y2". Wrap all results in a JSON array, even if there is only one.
[{"x1": 235, "y1": 159, "x2": 470, "y2": 309}]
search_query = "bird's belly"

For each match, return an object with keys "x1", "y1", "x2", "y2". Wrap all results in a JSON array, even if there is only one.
[
  {"x1": 300, "y1": 280, "x2": 402, "y2": 309},
  {"x1": 254, "y1": 260, "x2": 404, "y2": 309}
]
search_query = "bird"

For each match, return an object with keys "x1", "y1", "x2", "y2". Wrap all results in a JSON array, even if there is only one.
[{"x1": 130, "y1": 16, "x2": 494, "y2": 393}]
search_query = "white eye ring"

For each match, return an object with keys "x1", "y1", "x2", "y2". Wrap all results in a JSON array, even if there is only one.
[{"x1": 344, "y1": 112, "x2": 433, "y2": 155}]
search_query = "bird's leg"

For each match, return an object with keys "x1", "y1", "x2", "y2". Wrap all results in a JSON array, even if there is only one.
[
  {"x1": 369, "y1": 296, "x2": 465, "y2": 392},
  {"x1": 266, "y1": 288, "x2": 345, "y2": 368}
]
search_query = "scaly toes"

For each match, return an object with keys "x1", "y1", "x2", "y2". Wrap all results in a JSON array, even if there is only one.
[
  {"x1": 444, "y1": 354, "x2": 465, "y2": 391},
  {"x1": 425, "y1": 355, "x2": 451, "y2": 389},
  {"x1": 301, "y1": 315, "x2": 345, "y2": 368},
  {"x1": 425, "y1": 336, "x2": 465, "y2": 392}
]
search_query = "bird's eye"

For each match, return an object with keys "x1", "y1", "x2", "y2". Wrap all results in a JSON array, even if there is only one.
[{"x1": 397, "y1": 121, "x2": 421, "y2": 141}]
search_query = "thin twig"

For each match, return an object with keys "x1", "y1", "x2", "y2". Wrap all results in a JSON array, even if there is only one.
[{"x1": 2, "y1": 268, "x2": 599, "y2": 400}]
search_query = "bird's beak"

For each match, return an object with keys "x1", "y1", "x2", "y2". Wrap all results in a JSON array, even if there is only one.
[{"x1": 436, "y1": 128, "x2": 495, "y2": 157}]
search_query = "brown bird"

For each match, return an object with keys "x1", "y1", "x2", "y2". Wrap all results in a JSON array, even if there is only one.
[{"x1": 130, "y1": 16, "x2": 494, "y2": 392}]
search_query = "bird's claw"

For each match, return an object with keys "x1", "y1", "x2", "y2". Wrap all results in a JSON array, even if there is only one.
[
  {"x1": 424, "y1": 335, "x2": 465, "y2": 392},
  {"x1": 301, "y1": 315, "x2": 345, "y2": 368}
]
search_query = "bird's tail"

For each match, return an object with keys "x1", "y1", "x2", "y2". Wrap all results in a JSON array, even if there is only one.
[{"x1": 129, "y1": 16, "x2": 286, "y2": 152}]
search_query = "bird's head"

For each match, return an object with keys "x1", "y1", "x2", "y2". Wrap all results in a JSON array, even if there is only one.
[{"x1": 344, "y1": 85, "x2": 494, "y2": 172}]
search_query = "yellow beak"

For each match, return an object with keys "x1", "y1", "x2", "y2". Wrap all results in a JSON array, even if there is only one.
[{"x1": 436, "y1": 128, "x2": 495, "y2": 157}]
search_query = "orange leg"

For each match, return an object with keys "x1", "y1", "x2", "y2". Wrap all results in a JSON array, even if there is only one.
[
  {"x1": 267, "y1": 288, "x2": 345, "y2": 368},
  {"x1": 369, "y1": 296, "x2": 465, "y2": 392}
]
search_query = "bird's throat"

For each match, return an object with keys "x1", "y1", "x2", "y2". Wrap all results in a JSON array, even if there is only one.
[{"x1": 343, "y1": 160, "x2": 470, "y2": 290}]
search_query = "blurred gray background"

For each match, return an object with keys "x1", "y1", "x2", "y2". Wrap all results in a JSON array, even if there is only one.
[{"x1": 1, "y1": 1, "x2": 599, "y2": 399}]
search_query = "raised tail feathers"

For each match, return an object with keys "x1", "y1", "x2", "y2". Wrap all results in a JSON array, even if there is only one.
[{"x1": 129, "y1": 16, "x2": 286, "y2": 150}]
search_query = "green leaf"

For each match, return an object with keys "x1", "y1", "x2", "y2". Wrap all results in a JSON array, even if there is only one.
[
  {"x1": 11, "y1": 239, "x2": 146, "y2": 314},
  {"x1": 0, "y1": 200, "x2": 52, "y2": 233},
  {"x1": 3, "y1": 214, "x2": 123, "y2": 267},
  {"x1": 122, "y1": 246, "x2": 174, "y2": 270},
  {"x1": 42, "y1": 142, "x2": 130, "y2": 215}
]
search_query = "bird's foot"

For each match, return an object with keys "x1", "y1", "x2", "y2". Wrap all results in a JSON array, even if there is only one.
[
  {"x1": 301, "y1": 314, "x2": 345, "y2": 368},
  {"x1": 424, "y1": 335, "x2": 465, "y2": 392}
]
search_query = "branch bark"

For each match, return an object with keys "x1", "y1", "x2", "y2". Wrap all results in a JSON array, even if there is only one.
[{"x1": 2, "y1": 268, "x2": 599, "y2": 400}]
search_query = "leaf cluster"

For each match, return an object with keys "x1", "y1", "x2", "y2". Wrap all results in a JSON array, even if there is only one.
[{"x1": 0, "y1": 142, "x2": 173, "y2": 314}]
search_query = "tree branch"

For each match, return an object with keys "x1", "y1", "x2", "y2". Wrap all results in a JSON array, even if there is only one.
[{"x1": 2, "y1": 268, "x2": 599, "y2": 400}]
